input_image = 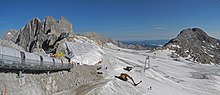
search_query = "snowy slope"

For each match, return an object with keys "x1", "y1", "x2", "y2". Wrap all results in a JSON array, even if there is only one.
[
  {"x1": 61, "y1": 37, "x2": 220, "y2": 95},
  {"x1": 64, "y1": 36, "x2": 104, "y2": 65},
  {"x1": 84, "y1": 43, "x2": 220, "y2": 95}
]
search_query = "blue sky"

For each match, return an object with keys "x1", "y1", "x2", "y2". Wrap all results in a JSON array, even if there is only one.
[{"x1": 0, "y1": 0, "x2": 220, "y2": 40}]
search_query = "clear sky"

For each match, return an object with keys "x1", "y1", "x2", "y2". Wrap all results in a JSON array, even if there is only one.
[{"x1": 0, "y1": 0, "x2": 220, "y2": 40}]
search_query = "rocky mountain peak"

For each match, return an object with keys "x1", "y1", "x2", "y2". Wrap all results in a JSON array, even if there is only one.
[
  {"x1": 164, "y1": 28, "x2": 220, "y2": 64},
  {"x1": 177, "y1": 28, "x2": 210, "y2": 41},
  {"x1": 4, "y1": 16, "x2": 75, "y2": 55},
  {"x1": 60, "y1": 16, "x2": 67, "y2": 21}
]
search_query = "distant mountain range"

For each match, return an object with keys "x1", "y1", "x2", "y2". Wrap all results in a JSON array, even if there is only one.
[
  {"x1": 2, "y1": 16, "x2": 220, "y2": 64},
  {"x1": 121, "y1": 40, "x2": 169, "y2": 48}
]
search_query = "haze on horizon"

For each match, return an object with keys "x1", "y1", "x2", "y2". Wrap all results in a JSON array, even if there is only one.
[{"x1": 0, "y1": 0, "x2": 220, "y2": 40}]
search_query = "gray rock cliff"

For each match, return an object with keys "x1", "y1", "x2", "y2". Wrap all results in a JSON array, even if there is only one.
[{"x1": 4, "y1": 16, "x2": 75, "y2": 55}]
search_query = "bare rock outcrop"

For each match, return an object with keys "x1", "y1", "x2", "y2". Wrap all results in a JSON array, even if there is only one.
[
  {"x1": 3, "y1": 29, "x2": 19, "y2": 42},
  {"x1": 82, "y1": 32, "x2": 112, "y2": 46},
  {"x1": 3, "y1": 16, "x2": 75, "y2": 54},
  {"x1": 81, "y1": 32, "x2": 124, "y2": 47}
]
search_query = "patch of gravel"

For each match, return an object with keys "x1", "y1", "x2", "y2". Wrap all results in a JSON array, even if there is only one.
[
  {"x1": 190, "y1": 72, "x2": 209, "y2": 79},
  {"x1": 0, "y1": 65, "x2": 103, "y2": 95}
]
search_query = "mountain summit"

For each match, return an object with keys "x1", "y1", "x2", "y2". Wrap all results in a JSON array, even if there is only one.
[
  {"x1": 4, "y1": 16, "x2": 75, "y2": 54},
  {"x1": 164, "y1": 28, "x2": 220, "y2": 64}
]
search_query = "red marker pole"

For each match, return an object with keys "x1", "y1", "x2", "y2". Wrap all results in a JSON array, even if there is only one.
[{"x1": 3, "y1": 84, "x2": 6, "y2": 95}]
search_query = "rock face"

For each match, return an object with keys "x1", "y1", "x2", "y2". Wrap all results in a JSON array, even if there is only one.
[
  {"x1": 4, "y1": 16, "x2": 75, "y2": 54},
  {"x1": 3, "y1": 29, "x2": 19, "y2": 42},
  {"x1": 81, "y1": 32, "x2": 111, "y2": 46},
  {"x1": 164, "y1": 28, "x2": 220, "y2": 64},
  {"x1": 81, "y1": 32, "x2": 124, "y2": 47},
  {"x1": 126, "y1": 44, "x2": 148, "y2": 50},
  {"x1": 0, "y1": 39, "x2": 24, "y2": 51},
  {"x1": 81, "y1": 32, "x2": 150, "y2": 50}
]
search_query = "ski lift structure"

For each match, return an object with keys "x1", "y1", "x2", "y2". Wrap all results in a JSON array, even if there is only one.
[{"x1": 144, "y1": 56, "x2": 150, "y2": 72}]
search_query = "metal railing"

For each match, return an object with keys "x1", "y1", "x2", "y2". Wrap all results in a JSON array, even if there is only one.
[{"x1": 0, "y1": 54, "x2": 73, "y2": 71}]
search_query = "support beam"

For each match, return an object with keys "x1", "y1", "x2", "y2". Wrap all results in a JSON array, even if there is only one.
[
  {"x1": 148, "y1": 57, "x2": 151, "y2": 69},
  {"x1": 47, "y1": 71, "x2": 51, "y2": 83},
  {"x1": 144, "y1": 56, "x2": 150, "y2": 72},
  {"x1": 18, "y1": 71, "x2": 23, "y2": 78},
  {"x1": 17, "y1": 70, "x2": 25, "y2": 87}
]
